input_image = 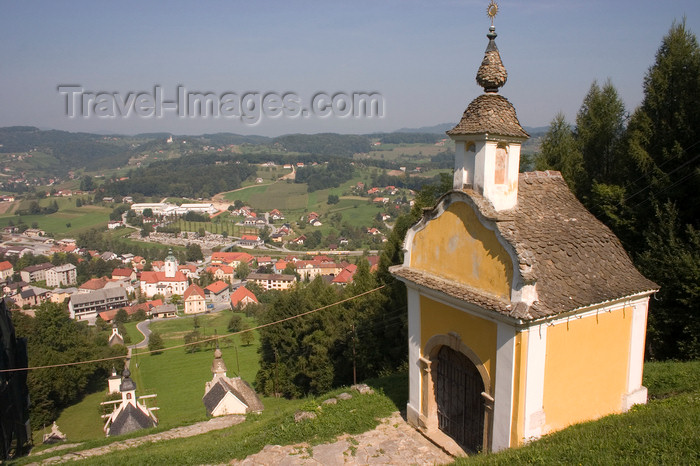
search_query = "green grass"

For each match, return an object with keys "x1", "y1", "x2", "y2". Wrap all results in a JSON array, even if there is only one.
[
  {"x1": 359, "y1": 142, "x2": 450, "y2": 163},
  {"x1": 22, "y1": 376, "x2": 399, "y2": 465},
  {"x1": 458, "y1": 360, "x2": 700, "y2": 465},
  {"x1": 43, "y1": 311, "x2": 259, "y2": 443},
  {"x1": 22, "y1": 360, "x2": 698, "y2": 465},
  {"x1": 245, "y1": 182, "x2": 309, "y2": 211},
  {"x1": 33, "y1": 391, "x2": 107, "y2": 446},
  {"x1": 222, "y1": 184, "x2": 272, "y2": 203},
  {"x1": 643, "y1": 359, "x2": 700, "y2": 399},
  {"x1": 217, "y1": 167, "x2": 398, "y2": 238},
  {"x1": 0, "y1": 201, "x2": 112, "y2": 238},
  {"x1": 127, "y1": 311, "x2": 260, "y2": 428},
  {"x1": 330, "y1": 200, "x2": 385, "y2": 228},
  {"x1": 68, "y1": 385, "x2": 397, "y2": 465},
  {"x1": 123, "y1": 321, "x2": 144, "y2": 345}
]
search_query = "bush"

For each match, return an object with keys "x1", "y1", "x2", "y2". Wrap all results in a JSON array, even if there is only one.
[
  {"x1": 148, "y1": 331, "x2": 164, "y2": 355},
  {"x1": 228, "y1": 314, "x2": 243, "y2": 332}
]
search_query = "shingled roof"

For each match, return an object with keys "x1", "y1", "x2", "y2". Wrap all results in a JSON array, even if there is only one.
[
  {"x1": 448, "y1": 22, "x2": 528, "y2": 139},
  {"x1": 202, "y1": 377, "x2": 264, "y2": 415},
  {"x1": 391, "y1": 171, "x2": 658, "y2": 321},
  {"x1": 108, "y1": 403, "x2": 155, "y2": 436},
  {"x1": 447, "y1": 94, "x2": 529, "y2": 139}
]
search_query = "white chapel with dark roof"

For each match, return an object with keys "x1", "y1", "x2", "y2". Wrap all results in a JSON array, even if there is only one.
[{"x1": 390, "y1": 4, "x2": 658, "y2": 455}]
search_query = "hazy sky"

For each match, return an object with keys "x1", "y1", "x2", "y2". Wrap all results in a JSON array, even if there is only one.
[{"x1": 1, "y1": 0, "x2": 699, "y2": 136}]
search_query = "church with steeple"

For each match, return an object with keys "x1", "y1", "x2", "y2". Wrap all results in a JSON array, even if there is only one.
[
  {"x1": 390, "y1": 3, "x2": 658, "y2": 455},
  {"x1": 139, "y1": 248, "x2": 188, "y2": 298},
  {"x1": 102, "y1": 368, "x2": 158, "y2": 437},
  {"x1": 202, "y1": 346, "x2": 264, "y2": 417}
]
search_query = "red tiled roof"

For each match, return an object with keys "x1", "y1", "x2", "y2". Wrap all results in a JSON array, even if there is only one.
[
  {"x1": 112, "y1": 268, "x2": 133, "y2": 277},
  {"x1": 367, "y1": 256, "x2": 380, "y2": 272},
  {"x1": 230, "y1": 286, "x2": 258, "y2": 307},
  {"x1": 0, "y1": 261, "x2": 12, "y2": 271},
  {"x1": 275, "y1": 260, "x2": 288, "y2": 271},
  {"x1": 211, "y1": 251, "x2": 254, "y2": 265},
  {"x1": 184, "y1": 284, "x2": 205, "y2": 300},
  {"x1": 205, "y1": 280, "x2": 229, "y2": 294},
  {"x1": 140, "y1": 271, "x2": 187, "y2": 283},
  {"x1": 79, "y1": 277, "x2": 109, "y2": 290},
  {"x1": 332, "y1": 265, "x2": 358, "y2": 284}
]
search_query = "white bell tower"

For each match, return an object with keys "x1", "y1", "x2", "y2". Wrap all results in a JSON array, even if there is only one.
[{"x1": 448, "y1": 21, "x2": 529, "y2": 211}]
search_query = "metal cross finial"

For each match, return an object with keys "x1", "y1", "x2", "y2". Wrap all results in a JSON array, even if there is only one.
[{"x1": 487, "y1": 1, "x2": 499, "y2": 27}]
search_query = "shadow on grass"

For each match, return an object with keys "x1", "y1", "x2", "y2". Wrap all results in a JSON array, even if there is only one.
[{"x1": 364, "y1": 370, "x2": 408, "y2": 413}]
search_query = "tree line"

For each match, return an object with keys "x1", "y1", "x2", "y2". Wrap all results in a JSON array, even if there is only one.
[
  {"x1": 99, "y1": 154, "x2": 256, "y2": 199},
  {"x1": 294, "y1": 158, "x2": 355, "y2": 192},
  {"x1": 535, "y1": 21, "x2": 699, "y2": 360},
  {"x1": 11, "y1": 302, "x2": 126, "y2": 429}
]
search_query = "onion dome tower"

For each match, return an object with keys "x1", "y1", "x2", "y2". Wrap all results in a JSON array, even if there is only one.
[
  {"x1": 211, "y1": 345, "x2": 228, "y2": 380},
  {"x1": 447, "y1": 2, "x2": 529, "y2": 211},
  {"x1": 164, "y1": 248, "x2": 178, "y2": 278}
]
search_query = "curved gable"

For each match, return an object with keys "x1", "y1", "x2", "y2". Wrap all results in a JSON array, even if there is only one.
[{"x1": 409, "y1": 200, "x2": 513, "y2": 300}]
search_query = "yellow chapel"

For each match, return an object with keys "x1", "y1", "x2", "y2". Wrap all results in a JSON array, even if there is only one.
[{"x1": 390, "y1": 11, "x2": 658, "y2": 455}]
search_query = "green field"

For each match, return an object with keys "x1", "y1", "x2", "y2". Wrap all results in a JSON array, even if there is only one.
[
  {"x1": 359, "y1": 142, "x2": 452, "y2": 162},
  {"x1": 329, "y1": 199, "x2": 387, "y2": 228},
  {"x1": 219, "y1": 170, "x2": 397, "y2": 242},
  {"x1": 23, "y1": 360, "x2": 699, "y2": 465},
  {"x1": 50, "y1": 310, "x2": 263, "y2": 441},
  {"x1": 223, "y1": 182, "x2": 309, "y2": 211},
  {"x1": 0, "y1": 197, "x2": 112, "y2": 238}
]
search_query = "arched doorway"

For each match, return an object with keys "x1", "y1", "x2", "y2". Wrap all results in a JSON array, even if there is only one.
[{"x1": 435, "y1": 345, "x2": 485, "y2": 453}]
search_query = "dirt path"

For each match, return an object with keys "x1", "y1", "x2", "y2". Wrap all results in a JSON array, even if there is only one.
[
  {"x1": 29, "y1": 416, "x2": 246, "y2": 465},
  {"x1": 29, "y1": 412, "x2": 452, "y2": 465},
  {"x1": 231, "y1": 412, "x2": 453, "y2": 465},
  {"x1": 210, "y1": 182, "x2": 274, "y2": 211}
]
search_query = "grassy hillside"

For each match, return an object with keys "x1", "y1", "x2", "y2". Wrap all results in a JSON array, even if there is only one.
[
  {"x1": 42, "y1": 311, "x2": 260, "y2": 443},
  {"x1": 0, "y1": 197, "x2": 112, "y2": 238},
  {"x1": 21, "y1": 360, "x2": 698, "y2": 465},
  {"x1": 460, "y1": 360, "x2": 700, "y2": 465}
]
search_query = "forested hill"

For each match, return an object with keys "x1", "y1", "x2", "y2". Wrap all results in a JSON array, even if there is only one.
[
  {"x1": 0, "y1": 126, "x2": 463, "y2": 178},
  {"x1": 101, "y1": 155, "x2": 256, "y2": 199},
  {"x1": 272, "y1": 133, "x2": 371, "y2": 157},
  {"x1": 0, "y1": 126, "x2": 134, "y2": 172}
]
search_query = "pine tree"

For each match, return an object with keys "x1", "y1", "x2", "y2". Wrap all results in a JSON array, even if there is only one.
[
  {"x1": 575, "y1": 79, "x2": 627, "y2": 191},
  {"x1": 623, "y1": 20, "x2": 700, "y2": 359},
  {"x1": 535, "y1": 112, "x2": 585, "y2": 195},
  {"x1": 626, "y1": 18, "x2": 700, "y2": 231}
]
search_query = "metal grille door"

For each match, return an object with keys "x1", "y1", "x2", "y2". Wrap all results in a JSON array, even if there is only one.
[{"x1": 436, "y1": 346, "x2": 485, "y2": 453}]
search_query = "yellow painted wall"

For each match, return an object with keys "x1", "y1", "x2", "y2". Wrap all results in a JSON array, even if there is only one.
[
  {"x1": 410, "y1": 202, "x2": 513, "y2": 300},
  {"x1": 542, "y1": 307, "x2": 633, "y2": 432},
  {"x1": 420, "y1": 296, "x2": 497, "y2": 379},
  {"x1": 510, "y1": 331, "x2": 527, "y2": 447}
]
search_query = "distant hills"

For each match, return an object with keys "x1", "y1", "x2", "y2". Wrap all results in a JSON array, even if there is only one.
[
  {"x1": 395, "y1": 123, "x2": 549, "y2": 135},
  {"x1": 396, "y1": 123, "x2": 455, "y2": 134},
  {"x1": 0, "y1": 124, "x2": 548, "y2": 180}
]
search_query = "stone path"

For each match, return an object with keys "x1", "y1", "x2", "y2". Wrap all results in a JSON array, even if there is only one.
[
  {"x1": 29, "y1": 415, "x2": 245, "y2": 465},
  {"x1": 29, "y1": 412, "x2": 453, "y2": 465},
  {"x1": 231, "y1": 412, "x2": 453, "y2": 465}
]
